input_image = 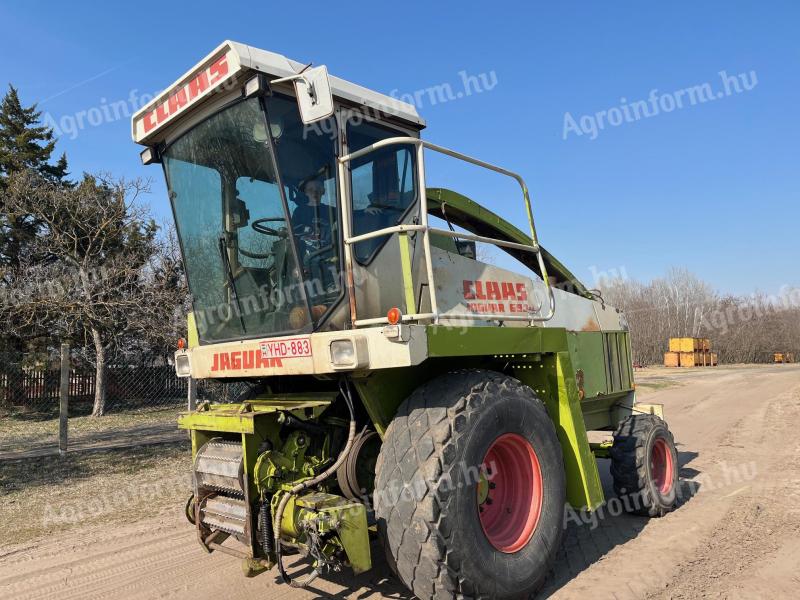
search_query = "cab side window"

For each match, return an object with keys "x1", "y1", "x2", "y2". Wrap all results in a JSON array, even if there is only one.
[{"x1": 347, "y1": 120, "x2": 416, "y2": 263}]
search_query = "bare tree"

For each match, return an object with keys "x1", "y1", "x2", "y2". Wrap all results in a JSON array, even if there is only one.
[
  {"x1": 2, "y1": 170, "x2": 184, "y2": 415},
  {"x1": 602, "y1": 270, "x2": 800, "y2": 366}
]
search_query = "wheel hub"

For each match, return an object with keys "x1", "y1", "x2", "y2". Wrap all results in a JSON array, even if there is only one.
[
  {"x1": 651, "y1": 436, "x2": 675, "y2": 494},
  {"x1": 477, "y1": 433, "x2": 543, "y2": 553}
]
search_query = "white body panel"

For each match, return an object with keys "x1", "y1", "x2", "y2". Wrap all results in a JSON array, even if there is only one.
[
  {"x1": 132, "y1": 41, "x2": 423, "y2": 145},
  {"x1": 183, "y1": 325, "x2": 428, "y2": 379},
  {"x1": 539, "y1": 288, "x2": 624, "y2": 332},
  {"x1": 428, "y1": 248, "x2": 539, "y2": 327}
]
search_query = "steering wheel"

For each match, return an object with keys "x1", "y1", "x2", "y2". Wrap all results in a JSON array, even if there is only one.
[
  {"x1": 252, "y1": 217, "x2": 288, "y2": 238},
  {"x1": 239, "y1": 247, "x2": 273, "y2": 260}
]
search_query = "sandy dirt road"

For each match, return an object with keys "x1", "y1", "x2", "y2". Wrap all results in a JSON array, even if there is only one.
[{"x1": 2, "y1": 364, "x2": 799, "y2": 599}]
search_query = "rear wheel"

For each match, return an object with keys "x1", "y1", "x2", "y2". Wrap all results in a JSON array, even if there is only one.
[
  {"x1": 374, "y1": 370, "x2": 565, "y2": 600},
  {"x1": 610, "y1": 414, "x2": 678, "y2": 517}
]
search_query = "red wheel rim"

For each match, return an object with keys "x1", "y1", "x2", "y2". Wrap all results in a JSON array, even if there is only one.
[
  {"x1": 477, "y1": 433, "x2": 543, "y2": 553},
  {"x1": 651, "y1": 437, "x2": 675, "y2": 494}
]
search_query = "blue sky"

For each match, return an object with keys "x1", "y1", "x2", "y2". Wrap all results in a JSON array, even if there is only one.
[{"x1": 1, "y1": 1, "x2": 797, "y2": 295}]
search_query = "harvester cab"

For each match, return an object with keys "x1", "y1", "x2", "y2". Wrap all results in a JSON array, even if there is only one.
[{"x1": 133, "y1": 41, "x2": 679, "y2": 599}]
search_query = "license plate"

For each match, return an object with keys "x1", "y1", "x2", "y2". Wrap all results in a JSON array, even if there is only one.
[{"x1": 260, "y1": 337, "x2": 312, "y2": 360}]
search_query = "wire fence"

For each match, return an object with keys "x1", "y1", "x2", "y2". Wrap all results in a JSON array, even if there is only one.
[
  {"x1": 0, "y1": 350, "x2": 251, "y2": 458},
  {"x1": 0, "y1": 364, "x2": 187, "y2": 415}
]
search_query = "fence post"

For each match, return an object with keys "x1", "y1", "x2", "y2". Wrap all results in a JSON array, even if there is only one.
[
  {"x1": 187, "y1": 377, "x2": 197, "y2": 411},
  {"x1": 59, "y1": 343, "x2": 69, "y2": 455}
]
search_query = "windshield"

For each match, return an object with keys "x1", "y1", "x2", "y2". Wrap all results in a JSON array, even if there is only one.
[{"x1": 163, "y1": 96, "x2": 340, "y2": 343}]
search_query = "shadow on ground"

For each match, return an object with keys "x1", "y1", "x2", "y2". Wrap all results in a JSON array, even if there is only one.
[
  {"x1": 276, "y1": 546, "x2": 414, "y2": 600},
  {"x1": 262, "y1": 449, "x2": 703, "y2": 599},
  {"x1": 540, "y1": 449, "x2": 702, "y2": 596}
]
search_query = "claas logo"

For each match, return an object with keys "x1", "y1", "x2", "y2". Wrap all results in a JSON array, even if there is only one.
[
  {"x1": 462, "y1": 279, "x2": 532, "y2": 314},
  {"x1": 140, "y1": 53, "x2": 231, "y2": 135},
  {"x1": 462, "y1": 279, "x2": 528, "y2": 302}
]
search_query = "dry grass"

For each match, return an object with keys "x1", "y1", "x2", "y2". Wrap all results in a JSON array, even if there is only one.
[
  {"x1": 0, "y1": 440, "x2": 191, "y2": 546},
  {"x1": 0, "y1": 407, "x2": 180, "y2": 452}
]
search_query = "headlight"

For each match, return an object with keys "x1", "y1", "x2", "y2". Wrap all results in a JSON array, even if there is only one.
[
  {"x1": 330, "y1": 340, "x2": 355, "y2": 366},
  {"x1": 328, "y1": 337, "x2": 368, "y2": 370},
  {"x1": 175, "y1": 352, "x2": 191, "y2": 377}
]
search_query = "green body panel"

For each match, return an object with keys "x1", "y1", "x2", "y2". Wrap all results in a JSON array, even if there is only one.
[
  {"x1": 427, "y1": 324, "x2": 568, "y2": 356},
  {"x1": 398, "y1": 232, "x2": 417, "y2": 313},
  {"x1": 567, "y1": 331, "x2": 608, "y2": 398},
  {"x1": 580, "y1": 393, "x2": 631, "y2": 431},
  {"x1": 354, "y1": 367, "x2": 437, "y2": 436},
  {"x1": 508, "y1": 348, "x2": 606, "y2": 510},
  {"x1": 187, "y1": 312, "x2": 200, "y2": 348},
  {"x1": 178, "y1": 395, "x2": 337, "y2": 434},
  {"x1": 180, "y1": 411, "x2": 256, "y2": 434},
  {"x1": 354, "y1": 354, "x2": 525, "y2": 436},
  {"x1": 566, "y1": 330, "x2": 635, "y2": 430},
  {"x1": 550, "y1": 351, "x2": 604, "y2": 509},
  {"x1": 335, "y1": 503, "x2": 372, "y2": 574},
  {"x1": 289, "y1": 492, "x2": 372, "y2": 574}
]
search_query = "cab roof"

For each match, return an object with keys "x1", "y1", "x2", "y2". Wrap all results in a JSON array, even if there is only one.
[{"x1": 132, "y1": 40, "x2": 425, "y2": 146}]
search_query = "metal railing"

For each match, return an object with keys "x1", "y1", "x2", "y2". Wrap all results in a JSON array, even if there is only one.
[{"x1": 337, "y1": 137, "x2": 556, "y2": 327}]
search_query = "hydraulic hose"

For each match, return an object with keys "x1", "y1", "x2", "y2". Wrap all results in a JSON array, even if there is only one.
[{"x1": 274, "y1": 378, "x2": 357, "y2": 588}]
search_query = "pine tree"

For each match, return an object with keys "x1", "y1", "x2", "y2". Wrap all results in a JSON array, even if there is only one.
[
  {"x1": 0, "y1": 85, "x2": 69, "y2": 183},
  {"x1": 0, "y1": 84, "x2": 70, "y2": 275}
]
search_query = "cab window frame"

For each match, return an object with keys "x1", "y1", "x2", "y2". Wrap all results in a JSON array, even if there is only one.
[{"x1": 344, "y1": 114, "x2": 420, "y2": 266}]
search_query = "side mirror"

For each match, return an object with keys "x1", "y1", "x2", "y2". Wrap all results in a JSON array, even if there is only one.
[{"x1": 273, "y1": 65, "x2": 334, "y2": 125}]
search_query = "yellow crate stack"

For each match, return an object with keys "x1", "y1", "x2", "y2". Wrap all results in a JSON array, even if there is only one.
[{"x1": 665, "y1": 338, "x2": 717, "y2": 367}]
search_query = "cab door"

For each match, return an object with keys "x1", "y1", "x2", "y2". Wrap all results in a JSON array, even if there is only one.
[{"x1": 339, "y1": 109, "x2": 422, "y2": 323}]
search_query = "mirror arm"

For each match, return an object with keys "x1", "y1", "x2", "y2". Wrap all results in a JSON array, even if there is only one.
[{"x1": 271, "y1": 74, "x2": 317, "y2": 103}]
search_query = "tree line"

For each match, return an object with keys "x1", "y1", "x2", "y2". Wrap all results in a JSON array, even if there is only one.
[{"x1": 600, "y1": 268, "x2": 800, "y2": 366}]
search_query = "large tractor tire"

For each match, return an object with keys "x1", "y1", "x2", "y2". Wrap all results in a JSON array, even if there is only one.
[
  {"x1": 610, "y1": 414, "x2": 678, "y2": 517},
  {"x1": 374, "y1": 370, "x2": 565, "y2": 600}
]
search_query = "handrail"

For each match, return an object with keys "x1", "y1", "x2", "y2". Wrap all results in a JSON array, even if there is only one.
[
  {"x1": 336, "y1": 136, "x2": 556, "y2": 327},
  {"x1": 344, "y1": 223, "x2": 426, "y2": 245},
  {"x1": 427, "y1": 228, "x2": 540, "y2": 254}
]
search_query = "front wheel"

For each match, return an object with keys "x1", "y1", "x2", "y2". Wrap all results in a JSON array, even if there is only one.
[{"x1": 374, "y1": 370, "x2": 565, "y2": 600}]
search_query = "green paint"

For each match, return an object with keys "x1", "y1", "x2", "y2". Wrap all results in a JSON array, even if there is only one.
[
  {"x1": 398, "y1": 232, "x2": 416, "y2": 313},
  {"x1": 426, "y1": 323, "x2": 567, "y2": 357},
  {"x1": 589, "y1": 440, "x2": 613, "y2": 459},
  {"x1": 515, "y1": 352, "x2": 605, "y2": 510},
  {"x1": 187, "y1": 312, "x2": 199, "y2": 348}
]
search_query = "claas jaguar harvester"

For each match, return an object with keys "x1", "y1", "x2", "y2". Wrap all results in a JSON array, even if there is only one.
[{"x1": 132, "y1": 41, "x2": 679, "y2": 599}]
